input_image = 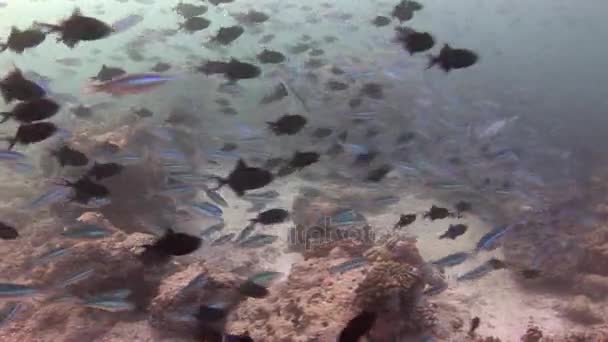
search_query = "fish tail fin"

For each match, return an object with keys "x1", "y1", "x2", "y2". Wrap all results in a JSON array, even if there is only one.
[
  {"x1": 34, "y1": 22, "x2": 61, "y2": 33},
  {"x1": 426, "y1": 54, "x2": 438, "y2": 69},
  {"x1": 0, "y1": 112, "x2": 11, "y2": 124},
  {"x1": 0, "y1": 43, "x2": 7, "y2": 53},
  {"x1": 82, "y1": 81, "x2": 103, "y2": 95},
  {"x1": 208, "y1": 177, "x2": 228, "y2": 191},
  {"x1": 6, "y1": 137, "x2": 16, "y2": 150}
]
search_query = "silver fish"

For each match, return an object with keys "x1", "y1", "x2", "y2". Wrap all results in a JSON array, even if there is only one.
[
  {"x1": 61, "y1": 224, "x2": 114, "y2": 239},
  {"x1": 0, "y1": 283, "x2": 38, "y2": 298}
]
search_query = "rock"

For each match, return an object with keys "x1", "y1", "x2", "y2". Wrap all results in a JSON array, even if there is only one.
[
  {"x1": 576, "y1": 274, "x2": 608, "y2": 300},
  {"x1": 559, "y1": 295, "x2": 603, "y2": 324},
  {"x1": 226, "y1": 237, "x2": 435, "y2": 341},
  {"x1": 148, "y1": 263, "x2": 241, "y2": 337}
]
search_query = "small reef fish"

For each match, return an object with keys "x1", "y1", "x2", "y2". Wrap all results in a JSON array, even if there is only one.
[
  {"x1": 57, "y1": 269, "x2": 95, "y2": 288},
  {"x1": 33, "y1": 246, "x2": 70, "y2": 266},
  {"x1": 188, "y1": 201, "x2": 223, "y2": 219},
  {"x1": 0, "y1": 302, "x2": 20, "y2": 327},
  {"x1": 431, "y1": 252, "x2": 470, "y2": 268},
  {"x1": 469, "y1": 317, "x2": 481, "y2": 336},
  {"x1": 475, "y1": 225, "x2": 510, "y2": 251},
  {"x1": 85, "y1": 73, "x2": 176, "y2": 96},
  {"x1": 238, "y1": 280, "x2": 269, "y2": 298},
  {"x1": 238, "y1": 234, "x2": 278, "y2": 248},
  {"x1": 250, "y1": 208, "x2": 289, "y2": 225},
  {"x1": 212, "y1": 233, "x2": 235, "y2": 245},
  {"x1": 0, "y1": 283, "x2": 38, "y2": 298},
  {"x1": 394, "y1": 213, "x2": 416, "y2": 229},
  {"x1": 247, "y1": 271, "x2": 283, "y2": 287},
  {"x1": 329, "y1": 257, "x2": 368, "y2": 274},
  {"x1": 439, "y1": 224, "x2": 468, "y2": 240},
  {"x1": 27, "y1": 186, "x2": 72, "y2": 209},
  {"x1": 0, "y1": 221, "x2": 18, "y2": 240},
  {"x1": 83, "y1": 297, "x2": 135, "y2": 312},
  {"x1": 61, "y1": 224, "x2": 113, "y2": 239},
  {"x1": 111, "y1": 14, "x2": 144, "y2": 34},
  {"x1": 424, "y1": 205, "x2": 453, "y2": 220},
  {"x1": 457, "y1": 258, "x2": 507, "y2": 281},
  {"x1": 201, "y1": 222, "x2": 225, "y2": 239},
  {"x1": 205, "y1": 188, "x2": 228, "y2": 207}
]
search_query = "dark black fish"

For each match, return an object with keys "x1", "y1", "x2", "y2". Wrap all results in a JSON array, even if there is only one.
[
  {"x1": 309, "y1": 48, "x2": 324, "y2": 56},
  {"x1": 0, "y1": 68, "x2": 46, "y2": 103},
  {"x1": 439, "y1": 224, "x2": 468, "y2": 240},
  {"x1": 394, "y1": 214, "x2": 416, "y2": 229},
  {"x1": 36, "y1": 8, "x2": 113, "y2": 48},
  {"x1": 234, "y1": 10, "x2": 269, "y2": 24},
  {"x1": 0, "y1": 222, "x2": 18, "y2": 240},
  {"x1": 132, "y1": 106, "x2": 153, "y2": 117},
  {"x1": 63, "y1": 176, "x2": 109, "y2": 204},
  {"x1": 287, "y1": 42, "x2": 311, "y2": 54},
  {"x1": 52, "y1": 145, "x2": 89, "y2": 167},
  {"x1": 326, "y1": 80, "x2": 349, "y2": 91},
  {"x1": 197, "y1": 59, "x2": 260, "y2": 81},
  {"x1": 424, "y1": 205, "x2": 453, "y2": 220},
  {"x1": 92, "y1": 64, "x2": 125, "y2": 81},
  {"x1": 353, "y1": 151, "x2": 378, "y2": 166},
  {"x1": 219, "y1": 106, "x2": 238, "y2": 115},
  {"x1": 338, "y1": 311, "x2": 377, "y2": 342},
  {"x1": 0, "y1": 98, "x2": 60, "y2": 124},
  {"x1": 215, "y1": 98, "x2": 231, "y2": 107},
  {"x1": 196, "y1": 304, "x2": 228, "y2": 322},
  {"x1": 86, "y1": 162, "x2": 124, "y2": 180},
  {"x1": 348, "y1": 97, "x2": 362, "y2": 109},
  {"x1": 150, "y1": 62, "x2": 171, "y2": 72},
  {"x1": 258, "y1": 34, "x2": 275, "y2": 44},
  {"x1": 174, "y1": 3, "x2": 208, "y2": 18},
  {"x1": 469, "y1": 317, "x2": 480, "y2": 336},
  {"x1": 371, "y1": 16, "x2": 391, "y2": 27},
  {"x1": 238, "y1": 280, "x2": 269, "y2": 298},
  {"x1": 0, "y1": 26, "x2": 46, "y2": 53},
  {"x1": 395, "y1": 27, "x2": 434, "y2": 54},
  {"x1": 257, "y1": 49, "x2": 285, "y2": 64},
  {"x1": 428, "y1": 44, "x2": 478, "y2": 72},
  {"x1": 521, "y1": 269, "x2": 542, "y2": 279},
  {"x1": 212, "y1": 159, "x2": 274, "y2": 196},
  {"x1": 220, "y1": 142, "x2": 238, "y2": 152},
  {"x1": 360, "y1": 82, "x2": 383, "y2": 99},
  {"x1": 366, "y1": 164, "x2": 392, "y2": 182},
  {"x1": 209, "y1": 0, "x2": 234, "y2": 4},
  {"x1": 392, "y1": 0, "x2": 423, "y2": 22},
  {"x1": 180, "y1": 16, "x2": 210, "y2": 32},
  {"x1": 278, "y1": 151, "x2": 319, "y2": 176},
  {"x1": 454, "y1": 200, "x2": 472, "y2": 217},
  {"x1": 396, "y1": 131, "x2": 415, "y2": 144},
  {"x1": 6, "y1": 122, "x2": 57, "y2": 150},
  {"x1": 267, "y1": 114, "x2": 307, "y2": 135},
  {"x1": 211, "y1": 25, "x2": 244, "y2": 45},
  {"x1": 311, "y1": 127, "x2": 332, "y2": 138},
  {"x1": 251, "y1": 208, "x2": 289, "y2": 225},
  {"x1": 143, "y1": 228, "x2": 201, "y2": 258},
  {"x1": 260, "y1": 82, "x2": 288, "y2": 104},
  {"x1": 488, "y1": 258, "x2": 508, "y2": 269}
]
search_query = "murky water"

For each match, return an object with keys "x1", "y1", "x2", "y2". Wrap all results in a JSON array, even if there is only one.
[{"x1": 0, "y1": 0, "x2": 607, "y2": 341}]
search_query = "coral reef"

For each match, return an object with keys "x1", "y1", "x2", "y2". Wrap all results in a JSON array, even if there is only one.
[{"x1": 225, "y1": 236, "x2": 440, "y2": 341}]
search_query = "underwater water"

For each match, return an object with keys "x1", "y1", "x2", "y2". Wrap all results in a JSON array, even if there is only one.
[{"x1": 0, "y1": 0, "x2": 608, "y2": 341}]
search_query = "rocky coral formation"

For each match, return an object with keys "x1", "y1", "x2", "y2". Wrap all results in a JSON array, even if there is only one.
[{"x1": 225, "y1": 236, "x2": 440, "y2": 341}]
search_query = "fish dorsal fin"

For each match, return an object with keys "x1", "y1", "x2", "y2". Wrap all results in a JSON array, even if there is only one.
[
  {"x1": 72, "y1": 8, "x2": 83, "y2": 18},
  {"x1": 236, "y1": 159, "x2": 248, "y2": 170}
]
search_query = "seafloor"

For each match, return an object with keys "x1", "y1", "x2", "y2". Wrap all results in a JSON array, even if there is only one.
[{"x1": 1, "y1": 121, "x2": 608, "y2": 342}]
